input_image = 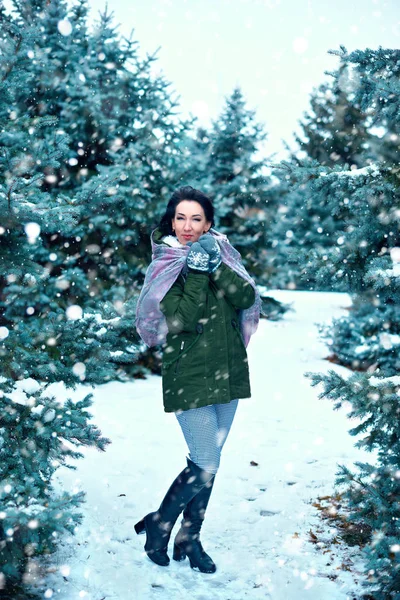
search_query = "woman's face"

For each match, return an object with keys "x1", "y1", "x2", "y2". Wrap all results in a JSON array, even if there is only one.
[{"x1": 171, "y1": 200, "x2": 211, "y2": 245}]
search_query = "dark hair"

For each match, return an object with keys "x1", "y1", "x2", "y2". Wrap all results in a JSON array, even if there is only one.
[{"x1": 158, "y1": 186, "x2": 215, "y2": 236}]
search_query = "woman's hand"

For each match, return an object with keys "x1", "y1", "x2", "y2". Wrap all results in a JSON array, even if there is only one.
[
  {"x1": 198, "y1": 233, "x2": 221, "y2": 272},
  {"x1": 186, "y1": 241, "x2": 210, "y2": 272}
]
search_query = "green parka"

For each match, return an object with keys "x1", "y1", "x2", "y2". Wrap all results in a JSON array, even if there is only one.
[{"x1": 158, "y1": 239, "x2": 256, "y2": 413}]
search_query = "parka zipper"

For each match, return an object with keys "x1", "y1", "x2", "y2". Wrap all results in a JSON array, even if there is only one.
[{"x1": 174, "y1": 341, "x2": 185, "y2": 374}]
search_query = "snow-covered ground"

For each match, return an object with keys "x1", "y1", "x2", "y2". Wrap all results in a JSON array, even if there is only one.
[{"x1": 45, "y1": 290, "x2": 371, "y2": 600}]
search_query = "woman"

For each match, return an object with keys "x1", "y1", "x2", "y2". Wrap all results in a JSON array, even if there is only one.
[{"x1": 134, "y1": 185, "x2": 261, "y2": 573}]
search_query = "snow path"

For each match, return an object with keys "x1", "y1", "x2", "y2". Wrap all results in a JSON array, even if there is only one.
[{"x1": 47, "y1": 290, "x2": 370, "y2": 600}]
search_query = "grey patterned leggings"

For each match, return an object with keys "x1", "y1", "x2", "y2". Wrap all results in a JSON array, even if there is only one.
[{"x1": 175, "y1": 398, "x2": 239, "y2": 475}]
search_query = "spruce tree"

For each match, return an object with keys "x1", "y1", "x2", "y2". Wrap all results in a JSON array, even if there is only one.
[
  {"x1": 267, "y1": 69, "x2": 379, "y2": 291},
  {"x1": 0, "y1": 0, "x2": 197, "y2": 592},
  {"x1": 180, "y1": 125, "x2": 214, "y2": 190},
  {"x1": 4, "y1": 0, "x2": 196, "y2": 377},
  {"x1": 203, "y1": 86, "x2": 274, "y2": 280},
  {"x1": 0, "y1": 13, "x2": 111, "y2": 597},
  {"x1": 295, "y1": 70, "x2": 372, "y2": 168},
  {"x1": 303, "y1": 46, "x2": 400, "y2": 599}
]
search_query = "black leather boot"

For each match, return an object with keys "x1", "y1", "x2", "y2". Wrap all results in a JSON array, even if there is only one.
[
  {"x1": 172, "y1": 473, "x2": 217, "y2": 573},
  {"x1": 134, "y1": 457, "x2": 214, "y2": 567}
]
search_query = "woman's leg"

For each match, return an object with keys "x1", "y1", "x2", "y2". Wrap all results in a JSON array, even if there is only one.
[
  {"x1": 174, "y1": 403, "x2": 219, "y2": 572},
  {"x1": 173, "y1": 399, "x2": 239, "y2": 572},
  {"x1": 214, "y1": 398, "x2": 239, "y2": 452},
  {"x1": 175, "y1": 404, "x2": 220, "y2": 474},
  {"x1": 175, "y1": 398, "x2": 239, "y2": 473}
]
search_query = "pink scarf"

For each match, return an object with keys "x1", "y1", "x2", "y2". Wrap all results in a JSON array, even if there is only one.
[{"x1": 135, "y1": 228, "x2": 261, "y2": 348}]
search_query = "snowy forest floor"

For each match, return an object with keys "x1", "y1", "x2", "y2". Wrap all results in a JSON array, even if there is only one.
[{"x1": 44, "y1": 290, "x2": 371, "y2": 600}]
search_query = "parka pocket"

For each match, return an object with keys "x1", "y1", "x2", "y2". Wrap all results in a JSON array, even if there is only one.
[{"x1": 163, "y1": 324, "x2": 204, "y2": 376}]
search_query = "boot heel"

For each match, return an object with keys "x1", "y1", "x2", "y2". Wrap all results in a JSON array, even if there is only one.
[
  {"x1": 134, "y1": 518, "x2": 145, "y2": 535},
  {"x1": 173, "y1": 543, "x2": 186, "y2": 562}
]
